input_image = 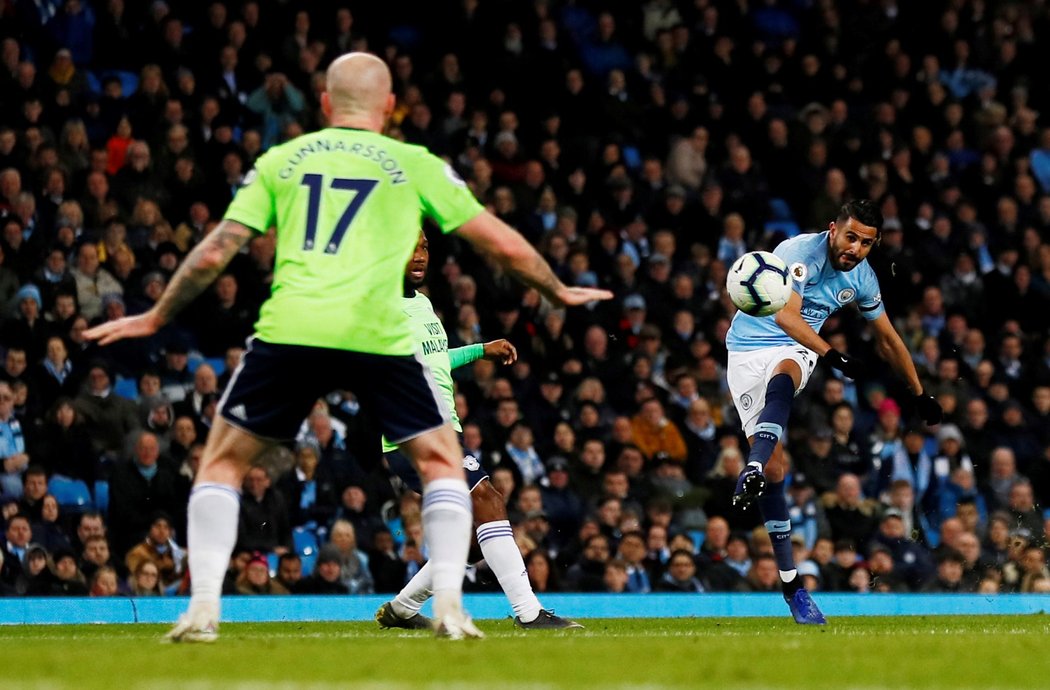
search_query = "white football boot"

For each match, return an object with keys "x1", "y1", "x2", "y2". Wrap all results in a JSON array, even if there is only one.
[
  {"x1": 165, "y1": 601, "x2": 219, "y2": 643},
  {"x1": 433, "y1": 593, "x2": 484, "y2": 640}
]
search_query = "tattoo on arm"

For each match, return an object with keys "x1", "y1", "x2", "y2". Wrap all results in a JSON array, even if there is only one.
[
  {"x1": 512, "y1": 251, "x2": 561, "y2": 301},
  {"x1": 153, "y1": 221, "x2": 255, "y2": 324}
]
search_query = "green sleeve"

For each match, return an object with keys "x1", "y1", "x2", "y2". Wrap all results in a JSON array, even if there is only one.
[
  {"x1": 448, "y1": 343, "x2": 484, "y2": 370},
  {"x1": 413, "y1": 150, "x2": 484, "y2": 234},
  {"x1": 222, "y1": 151, "x2": 276, "y2": 233}
]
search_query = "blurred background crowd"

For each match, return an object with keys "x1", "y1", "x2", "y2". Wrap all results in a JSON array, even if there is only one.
[{"x1": 0, "y1": 0, "x2": 1048, "y2": 599}]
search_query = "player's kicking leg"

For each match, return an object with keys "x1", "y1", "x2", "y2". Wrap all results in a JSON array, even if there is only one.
[
  {"x1": 378, "y1": 460, "x2": 581, "y2": 631},
  {"x1": 730, "y1": 355, "x2": 825, "y2": 625},
  {"x1": 166, "y1": 416, "x2": 271, "y2": 642}
]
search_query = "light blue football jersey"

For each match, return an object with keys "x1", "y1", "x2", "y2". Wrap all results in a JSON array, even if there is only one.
[{"x1": 725, "y1": 231, "x2": 885, "y2": 352}]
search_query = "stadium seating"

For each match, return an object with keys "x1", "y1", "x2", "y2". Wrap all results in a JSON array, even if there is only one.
[
  {"x1": 93, "y1": 480, "x2": 109, "y2": 516},
  {"x1": 299, "y1": 552, "x2": 316, "y2": 577},
  {"x1": 763, "y1": 199, "x2": 801, "y2": 239},
  {"x1": 84, "y1": 69, "x2": 139, "y2": 97},
  {"x1": 204, "y1": 357, "x2": 227, "y2": 377},
  {"x1": 113, "y1": 376, "x2": 139, "y2": 401},
  {"x1": 48, "y1": 476, "x2": 93, "y2": 511},
  {"x1": 185, "y1": 355, "x2": 227, "y2": 376},
  {"x1": 293, "y1": 525, "x2": 319, "y2": 558}
]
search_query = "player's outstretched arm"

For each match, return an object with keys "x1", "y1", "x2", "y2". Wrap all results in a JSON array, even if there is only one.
[
  {"x1": 84, "y1": 221, "x2": 256, "y2": 345},
  {"x1": 455, "y1": 211, "x2": 613, "y2": 307},
  {"x1": 870, "y1": 312, "x2": 942, "y2": 424},
  {"x1": 448, "y1": 339, "x2": 517, "y2": 370}
]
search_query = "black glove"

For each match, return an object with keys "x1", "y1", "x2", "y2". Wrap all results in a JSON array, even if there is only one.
[
  {"x1": 821, "y1": 348, "x2": 865, "y2": 379},
  {"x1": 914, "y1": 393, "x2": 943, "y2": 426}
]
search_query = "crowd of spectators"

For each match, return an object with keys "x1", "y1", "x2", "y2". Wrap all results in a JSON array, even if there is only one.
[{"x1": 1, "y1": 0, "x2": 1049, "y2": 599}]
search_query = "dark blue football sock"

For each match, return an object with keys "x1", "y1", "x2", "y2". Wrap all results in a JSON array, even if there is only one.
[
  {"x1": 747, "y1": 373, "x2": 793, "y2": 468},
  {"x1": 759, "y1": 481, "x2": 800, "y2": 595}
]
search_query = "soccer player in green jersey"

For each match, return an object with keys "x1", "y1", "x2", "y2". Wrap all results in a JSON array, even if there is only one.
[
  {"x1": 375, "y1": 233, "x2": 581, "y2": 630},
  {"x1": 85, "y1": 53, "x2": 611, "y2": 642}
]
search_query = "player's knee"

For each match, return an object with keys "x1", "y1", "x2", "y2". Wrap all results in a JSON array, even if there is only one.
[
  {"x1": 771, "y1": 361, "x2": 803, "y2": 389},
  {"x1": 471, "y1": 480, "x2": 507, "y2": 523},
  {"x1": 414, "y1": 447, "x2": 460, "y2": 482}
]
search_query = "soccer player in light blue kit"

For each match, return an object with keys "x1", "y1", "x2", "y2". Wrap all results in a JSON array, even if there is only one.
[{"x1": 725, "y1": 200, "x2": 942, "y2": 624}]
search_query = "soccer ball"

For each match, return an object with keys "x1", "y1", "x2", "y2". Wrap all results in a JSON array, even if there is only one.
[{"x1": 726, "y1": 251, "x2": 791, "y2": 317}]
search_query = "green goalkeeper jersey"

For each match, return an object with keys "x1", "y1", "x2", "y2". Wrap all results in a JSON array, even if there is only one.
[
  {"x1": 380, "y1": 291, "x2": 483, "y2": 453},
  {"x1": 223, "y1": 127, "x2": 483, "y2": 355}
]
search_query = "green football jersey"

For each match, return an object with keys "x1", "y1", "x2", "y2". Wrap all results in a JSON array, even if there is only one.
[
  {"x1": 381, "y1": 291, "x2": 460, "y2": 453},
  {"x1": 223, "y1": 127, "x2": 483, "y2": 355}
]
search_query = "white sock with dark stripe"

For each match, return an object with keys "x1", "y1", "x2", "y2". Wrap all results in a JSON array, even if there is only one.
[
  {"x1": 477, "y1": 520, "x2": 542, "y2": 623},
  {"x1": 187, "y1": 482, "x2": 241, "y2": 608},
  {"x1": 421, "y1": 478, "x2": 472, "y2": 617}
]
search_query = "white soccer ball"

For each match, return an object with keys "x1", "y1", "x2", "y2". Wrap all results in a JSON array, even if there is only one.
[{"x1": 726, "y1": 251, "x2": 792, "y2": 317}]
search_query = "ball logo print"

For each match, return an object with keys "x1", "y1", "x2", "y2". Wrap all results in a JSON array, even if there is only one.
[
  {"x1": 727, "y1": 251, "x2": 792, "y2": 317},
  {"x1": 740, "y1": 393, "x2": 753, "y2": 410},
  {"x1": 836, "y1": 288, "x2": 856, "y2": 304}
]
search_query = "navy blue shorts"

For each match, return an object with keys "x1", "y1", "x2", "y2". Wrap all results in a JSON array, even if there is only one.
[
  {"x1": 384, "y1": 448, "x2": 489, "y2": 493},
  {"x1": 218, "y1": 338, "x2": 449, "y2": 442}
]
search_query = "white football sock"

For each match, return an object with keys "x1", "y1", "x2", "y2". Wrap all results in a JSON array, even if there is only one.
[
  {"x1": 477, "y1": 520, "x2": 542, "y2": 622},
  {"x1": 421, "y1": 477, "x2": 472, "y2": 617},
  {"x1": 392, "y1": 561, "x2": 433, "y2": 617},
  {"x1": 186, "y1": 483, "x2": 241, "y2": 610}
]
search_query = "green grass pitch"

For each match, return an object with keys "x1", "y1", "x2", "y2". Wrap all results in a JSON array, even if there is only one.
[{"x1": 4, "y1": 616, "x2": 1050, "y2": 689}]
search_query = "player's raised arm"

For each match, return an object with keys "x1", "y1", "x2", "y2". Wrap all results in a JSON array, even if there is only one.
[
  {"x1": 455, "y1": 211, "x2": 613, "y2": 307},
  {"x1": 869, "y1": 311, "x2": 942, "y2": 424},
  {"x1": 84, "y1": 220, "x2": 255, "y2": 345}
]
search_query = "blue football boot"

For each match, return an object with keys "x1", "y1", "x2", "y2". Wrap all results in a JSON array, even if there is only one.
[{"x1": 787, "y1": 588, "x2": 827, "y2": 625}]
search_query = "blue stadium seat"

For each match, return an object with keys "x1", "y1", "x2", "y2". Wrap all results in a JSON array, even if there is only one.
[
  {"x1": 113, "y1": 376, "x2": 138, "y2": 401},
  {"x1": 688, "y1": 530, "x2": 706, "y2": 553},
  {"x1": 267, "y1": 552, "x2": 280, "y2": 576},
  {"x1": 622, "y1": 145, "x2": 642, "y2": 170},
  {"x1": 49, "y1": 476, "x2": 93, "y2": 510},
  {"x1": 93, "y1": 480, "x2": 109, "y2": 515},
  {"x1": 85, "y1": 70, "x2": 101, "y2": 95},
  {"x1": 100, "y1": 69, "x2": 139, "y2": 97},
  {"x1": 299, "y1": 552, "x2": 316, "y2": 577},
  {"x1": 204, "y1": 357, "x2": 226, "y2": 377},
  {"x1": 768, "y1": 197, "x2": 794, "y2": 221},
  {"x1": 293, "y1": 526, "x2": 319, "y2": 557},
  {"x1": 764, "y1": 219, "x2": 801, "y2": 240}
]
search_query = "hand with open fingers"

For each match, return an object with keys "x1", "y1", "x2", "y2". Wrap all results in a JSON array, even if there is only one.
[
  {"x1": 554, "y1": 286, "x2": 615, "y2": 307},
  {"x1": 483, "y1": 339, "x2": 517, "y2": 365},
  {"x1": 83, "y1": 313, "x2": 162, "y2": 346}
]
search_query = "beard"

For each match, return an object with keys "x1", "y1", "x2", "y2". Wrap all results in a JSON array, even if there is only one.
[{"x1": 830, "y1": 251, "x2": 859, "y2": 271}]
